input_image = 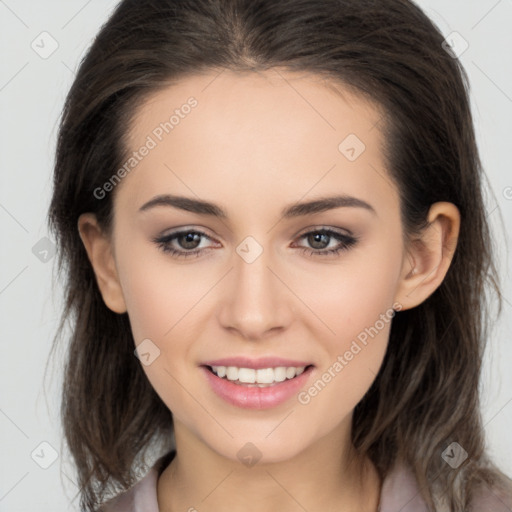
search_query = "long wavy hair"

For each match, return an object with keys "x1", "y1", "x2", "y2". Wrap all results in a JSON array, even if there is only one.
[{"x1": 47, "y1": 0, "x2": 511, "y2": 510}]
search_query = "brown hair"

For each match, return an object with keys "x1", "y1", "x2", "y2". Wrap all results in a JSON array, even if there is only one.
[{"x1": 47, "y1": 0, "x2": 511, "y2": 510}]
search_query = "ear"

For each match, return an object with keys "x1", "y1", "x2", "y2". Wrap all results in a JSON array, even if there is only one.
[
  {"x1": 77, "y1": 213, "x2": 127, "y2": 314},
  {"x1": 394, "y1": 202, "x2": 460, "y2": 311}
]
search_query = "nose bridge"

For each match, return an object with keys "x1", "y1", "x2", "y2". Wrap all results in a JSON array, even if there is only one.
[{"x1": 218, "y1": 238, "x2": 291, "y2": 339}]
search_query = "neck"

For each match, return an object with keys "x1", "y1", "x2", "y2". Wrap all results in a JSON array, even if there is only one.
[{"x1": 157, "y1": 419, "x2": 382, "y2": 512}]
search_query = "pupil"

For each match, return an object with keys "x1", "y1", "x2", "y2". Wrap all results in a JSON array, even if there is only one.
[
  {"x1": 180, "y1": 232, "x2": 200, "y2": 249},
  {"x1": 309, "y1": 233, "x2": 329, "y2": 249}
]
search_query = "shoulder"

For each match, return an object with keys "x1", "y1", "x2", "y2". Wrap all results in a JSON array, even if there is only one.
[
  {"x1": 469, "y1": 474, "x2": 512, "y2": 512},
  {"x1": 379, "y1": 463, "x2": 512, "y2": 512},
  {"x1": 97, "y1": 451, "x2": 175, "y2": 512},
  {"x1": 96, "y1": 452, "x2": 512, "y2": 512},
  {"x1": 379, "y1": 463, "x2": 429, "y2": 512}
]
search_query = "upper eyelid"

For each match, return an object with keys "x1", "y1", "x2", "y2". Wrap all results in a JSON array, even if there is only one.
[
  {"x1": 157, "y1": 227, "x2": 354, "y2": 247},
  {"x1": 291, "y1": 230, "x2": 357, "y2": 250},
  {"x1": 157, "y1": 226, "x2": 217, "y2": 242},
  {"x1": 160, "y1": 224, "x2": 353, "y2": 237},
  {"x1": 294, "y1": 225, "x2": 354, "y2": 238}
]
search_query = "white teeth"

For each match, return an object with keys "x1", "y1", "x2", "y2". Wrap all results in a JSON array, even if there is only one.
[
  {"x1": 238, "y1": 368, "x2": 256, "y2": 383},
  {"x1": 210, "y1": 365, "x2": 307, "y2": 384},
  {"x1": 285, "y1": 367, "x2": 296, "y2": 379},
  {"x1": 273, "y1": 367, "x2": 287, "y2": 382},
  {"x1": 226, "y1": 366, "x2": 238, "y2": 380},
  {"x1": 256, "y1": 368, "x2": 274, "y2": 384}
]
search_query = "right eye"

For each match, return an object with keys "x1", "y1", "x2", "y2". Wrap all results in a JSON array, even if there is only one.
[{"x1": 153, "y1": 229, "x2": 220, "y2": 258}]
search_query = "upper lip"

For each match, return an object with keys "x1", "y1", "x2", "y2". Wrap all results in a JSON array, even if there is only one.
[{"x1": 201, "y1": 357, "x2": 313, "y2": 370}]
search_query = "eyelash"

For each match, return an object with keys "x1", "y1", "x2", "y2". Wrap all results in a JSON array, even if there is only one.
[{"x1": 153, "y1": 228, "x2": 358, "y2": 259}]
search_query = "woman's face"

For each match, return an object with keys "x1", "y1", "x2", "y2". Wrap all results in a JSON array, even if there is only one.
[{"x1": 109, "y1": 69, "x2": 407, "y2": 463}]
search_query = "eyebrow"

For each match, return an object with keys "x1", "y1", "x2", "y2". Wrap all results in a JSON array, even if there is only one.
[{"x1": 138, "y1": 194, "x2": 377, "y2": 218}]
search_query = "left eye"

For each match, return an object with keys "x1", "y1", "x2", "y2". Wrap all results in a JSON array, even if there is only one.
[
  {"x1": 292, "y1": 229, "x2": 358, "y2": 256},
  {"x1": 153, "y1": 228, "x2": 358, "y2": 258}
]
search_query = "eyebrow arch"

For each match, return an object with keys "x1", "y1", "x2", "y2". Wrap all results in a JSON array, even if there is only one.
[{"x1": 138, "y1": 194, "x2": 376, "y2": 218}]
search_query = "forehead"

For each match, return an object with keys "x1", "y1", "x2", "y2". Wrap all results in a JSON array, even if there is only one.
[
  {"x1": 117, "y1": 68, "x2": 396, "y2": 218},
  {"x1": 127, "y1": 67, "x2": 384, "y2": 150}
]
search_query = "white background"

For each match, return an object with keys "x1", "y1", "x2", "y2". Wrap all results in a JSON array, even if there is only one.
[{"x1": 0, "y1": 0, "x2": 511, "y2": 510}]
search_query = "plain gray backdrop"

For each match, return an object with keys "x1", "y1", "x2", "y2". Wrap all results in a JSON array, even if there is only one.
[{"x1": 1, "y1": 0, "x2": 511, "y2": 510}]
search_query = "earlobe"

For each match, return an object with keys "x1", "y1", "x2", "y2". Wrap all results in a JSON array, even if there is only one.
[
  {"x1": 394, "y1": 202, "x2": 460, "y2": 311},
  {"x1": 77, "y1": 213, "x2": 127, "y2": 314}
]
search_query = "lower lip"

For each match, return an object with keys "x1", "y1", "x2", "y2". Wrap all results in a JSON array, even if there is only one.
[{"x1": 201, "y1": 366, "x2": 314, "y2": 410}]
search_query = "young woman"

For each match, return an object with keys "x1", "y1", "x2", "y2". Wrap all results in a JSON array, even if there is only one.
[{"x1": 48, "y1": 0, "x2": 512, "y2": 510}]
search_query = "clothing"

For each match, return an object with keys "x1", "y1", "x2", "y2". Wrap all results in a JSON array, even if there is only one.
[{"x1": 99, "y1": 450, "x2": 512, "y2": 512}]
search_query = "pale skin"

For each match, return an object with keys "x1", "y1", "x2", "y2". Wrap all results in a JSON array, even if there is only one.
[{"x1": 78, "y1": 68, "x2": 460, "y2": 512}]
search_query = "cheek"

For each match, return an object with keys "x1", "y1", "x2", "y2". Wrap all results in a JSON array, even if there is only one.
[
  {"x1": 121, "y1": 273, "x2": 172, "y2": 344},
  {"x1": 115, "y1": 244, "x2": 217, "y2": 408},
  {"x1": 116, "y1": 240, "x2": 209, "y2": 342},
  {"x1": 295, "y1": 321, "x2": 390, "y2": 445},
  {"x1": 294, "y1": 269, "x2": 397, "y2": 430},
  {"x1": 116, "y1": 252, "x2": 200, "y2": 415},
  {"x1": 292, "y1": 241, "x2": 401, "y2": 343},
  {"x1": 115, "y1": 223, "x2": 400, "y2": 428},
  {"x1": 291, "y1": 242, "x2": 400, "y2": 415}
]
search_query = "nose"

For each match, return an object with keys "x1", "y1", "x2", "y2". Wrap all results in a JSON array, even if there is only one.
[{"x1": 217, "y1": 245, "x2": 293, "y2": 341}]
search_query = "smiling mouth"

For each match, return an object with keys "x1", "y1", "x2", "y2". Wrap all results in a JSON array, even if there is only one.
[{"x1": 205, "y1": 364, "x2": 314, "y2": 387}]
